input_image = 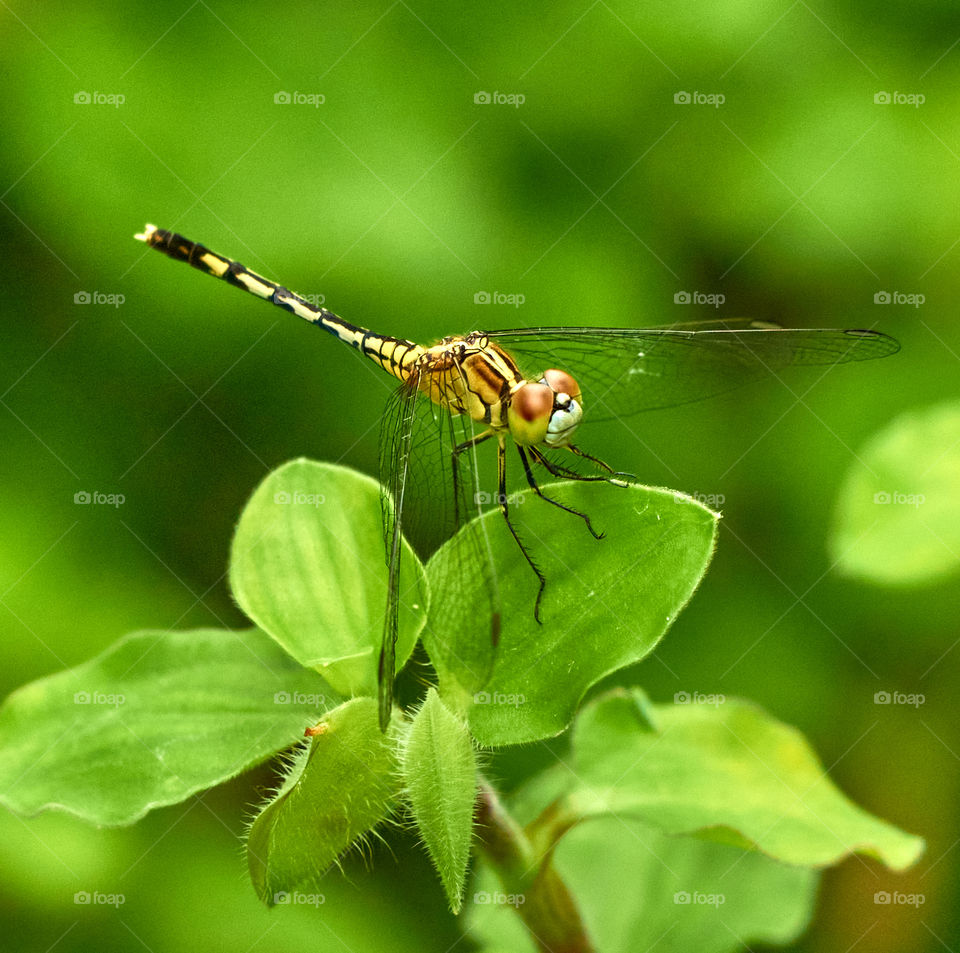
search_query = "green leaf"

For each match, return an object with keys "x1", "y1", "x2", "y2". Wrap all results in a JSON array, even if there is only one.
[
  {"x1": 424, "y1": 483, "x2": 718, "y2": 745},
  {"x1": 247, "y1": 697, "x2": 399, "y2": 905},
  {"x1": 467, "y1": 762, "x2": 817, "y2": 953},
  {"x1": 567, "y1": 689, "x2": 924, "y2": 870},
  {"x1": 467, "y1": 819, "x2": 817, "y2": 953},
  {"x1": 230, "y1": 460, "x2": 427, "y2": 698},
  {"x1": 401, "y1": 688, "x2": 477, "y2": 913},
  {"x1": 830, "y1": 401, "x2": 960, "y2": 585},
  {"x1": 0, "y1": 628, "x2": 330, "y2": 826}
]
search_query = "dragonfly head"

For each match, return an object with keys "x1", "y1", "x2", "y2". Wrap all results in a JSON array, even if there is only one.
[{"x1": 509, "y1": 369, "x2": 583, "y2": 448}]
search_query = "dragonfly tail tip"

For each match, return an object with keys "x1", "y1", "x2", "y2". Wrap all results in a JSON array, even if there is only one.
[{"x1": 134, "y1": 223, "x2": 157, "y2": 243}]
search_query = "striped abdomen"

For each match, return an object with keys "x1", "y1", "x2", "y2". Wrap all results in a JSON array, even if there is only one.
[{"x1": 135, "y1": 224, "x2": 423, "y2": 383}]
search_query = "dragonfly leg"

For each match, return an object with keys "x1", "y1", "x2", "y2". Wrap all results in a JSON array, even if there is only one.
[
  {"x1": 565, "y1": 444, "x2": 633, "y2": 486},
  {"x1": 528, "y1": 445, "x2": 608, "y2": 483},
  {"x1": 518, "y1": 446, "x2": 604, "y2": 540},
  {"x1": 529, "y1": 444, "x2": 630, "y2": 488},
  {"x1": 497, "y1": 436, "x2": 547, "y2": 623}
]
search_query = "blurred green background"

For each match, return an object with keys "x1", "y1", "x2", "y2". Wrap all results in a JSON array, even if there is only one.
[{"x1": 1, "y1": 1, "x2": 957, "y2": 950}]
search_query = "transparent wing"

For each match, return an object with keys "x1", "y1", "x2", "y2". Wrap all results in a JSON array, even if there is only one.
[
  {"x1": 377, "y1": 367, "x2": 500, "y2": 727},
  {"x1": 486, "y1": 322, "x2": 899, "y2": 421},
  {"x1": 377, "y1": 377, "x2": 419, "y2": 730}
]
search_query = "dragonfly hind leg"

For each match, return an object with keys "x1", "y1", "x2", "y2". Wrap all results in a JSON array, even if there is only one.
[{"x1": 519, "y1": 445, "x2": 604, "y2": 540}]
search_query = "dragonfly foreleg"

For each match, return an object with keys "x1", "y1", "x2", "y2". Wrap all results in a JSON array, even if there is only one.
[
  {"x1": 497, "y1": 436, "x2": 547, "y2": 623},
  {"x1": 518, "y1": 445, "x2": 604, "y2": 541},
  {"x1": 565, "y1": 444, "x2": 633, "y2": 486}
]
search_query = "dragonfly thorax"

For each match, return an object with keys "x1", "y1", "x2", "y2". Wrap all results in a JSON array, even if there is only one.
[{"x1": 508, "y1": 368, "x2": 583, "y2": 448}]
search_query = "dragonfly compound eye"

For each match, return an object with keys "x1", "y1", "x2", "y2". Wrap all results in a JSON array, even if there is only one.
[
  {"x1": 541, "y1": 368, "x2": 581, "y2": 401},
  {"x1": 508, "y1": 382, "x2": 554, "y2": 446}
]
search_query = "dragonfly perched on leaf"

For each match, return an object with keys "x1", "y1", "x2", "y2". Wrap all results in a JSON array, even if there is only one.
[{"x1": 135, "y1": 224, "x2": 899, "y2": 729}]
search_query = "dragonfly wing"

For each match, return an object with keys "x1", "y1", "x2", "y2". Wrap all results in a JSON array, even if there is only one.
[
  {"x1": 377, "y1": 367, "x2": 501, "y2": 727},
  {"x1": 377, "y1": 376, "x2": 422, "y2": 731},
  {"x1": 487, "y1": 324, "x2": 899, "y2": 421}
]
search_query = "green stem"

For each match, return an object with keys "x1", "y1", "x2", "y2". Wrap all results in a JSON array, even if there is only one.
[{"x1": 473, "y1": 779, "x2": 596, "y2": 953}]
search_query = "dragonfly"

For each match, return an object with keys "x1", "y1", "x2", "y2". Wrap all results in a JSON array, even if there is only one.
[{"x1": 134, "y1": 224, "x2": 899, "y2": 729}]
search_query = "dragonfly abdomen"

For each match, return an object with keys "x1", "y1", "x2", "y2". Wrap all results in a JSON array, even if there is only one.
[{"x1": 136, "y1": 224, "x2": 423, "y2": 383}]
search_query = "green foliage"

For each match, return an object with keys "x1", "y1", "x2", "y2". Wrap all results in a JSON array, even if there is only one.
[
  {"x1": 831, "y1": 401, "x2": 960, "y2": 585},
  {"x1": 0, "y1": 462, "x2": 924, "y2": 951},
  {"x1": 0, "y1": 628, "x2": 330, "y2": 825},
  {"x1": 468, "y1": 823, "x2": 818, "y2": 953},
  {"x1": 230, "y1": 460, "x2": 427, "y2": 696},
  {"x1": 247, "y1": 697, "x2": 399, "y2": 905},
  {"x1": 400, "y1": 689, "x2": 478, "y2": 913},
  {"x1": 565, "y1": 689, "x2": 923, "y2": 870},
  {"x1": 425, "y1": 484, "x2": 719, "y2": 744}
]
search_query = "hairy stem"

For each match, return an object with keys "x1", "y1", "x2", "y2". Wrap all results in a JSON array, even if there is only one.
[{"x1": 473, "y1": 779, "x2": 595, "y2": 953}]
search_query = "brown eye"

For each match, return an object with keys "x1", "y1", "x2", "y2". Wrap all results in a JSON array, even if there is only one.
[
  {"x1": 513, "y1": 382, "x2": 553, "y2": 422},
  {"x1": 543, "y1": 368, "x2": 580, "y2": 400}
]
